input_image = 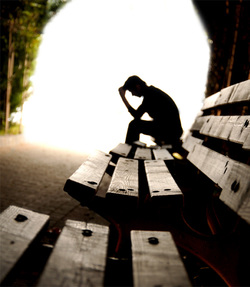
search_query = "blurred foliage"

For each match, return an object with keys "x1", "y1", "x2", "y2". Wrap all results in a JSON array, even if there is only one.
[{"x1": 0, "y1": 0, "x2": 69, "y2": 131}]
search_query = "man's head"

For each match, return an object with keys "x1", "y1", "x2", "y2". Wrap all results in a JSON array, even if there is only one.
[{"x1": 122, "y1": 76, "x2": 147, "y2": 97}]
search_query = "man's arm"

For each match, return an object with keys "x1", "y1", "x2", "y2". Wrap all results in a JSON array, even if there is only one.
[
  {"x1": 118, "y1": 87, "x2": 132, "y2": 109},
  {"x1": 118, "y1": 87, "x2": 136, "y2": 115},
  {"x1": 118, "y1": 87, "x2": 145, "y2": 119}
]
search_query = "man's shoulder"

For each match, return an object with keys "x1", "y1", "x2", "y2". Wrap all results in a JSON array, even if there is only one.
[{"x1": 147, "y1": 85, "x2": 171, "y2": 99}]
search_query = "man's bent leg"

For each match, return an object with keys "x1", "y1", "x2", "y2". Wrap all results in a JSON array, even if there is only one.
[
  {"x1": 125, "y1": 119, "x2": 141, "y2": 144},
  {"x1": 125, "y1": 120, "x2": 154, "y2": 144}
]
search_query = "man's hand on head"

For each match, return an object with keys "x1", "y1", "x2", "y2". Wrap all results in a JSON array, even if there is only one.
[{"x1": 118, "y1": 87, "x2": 126, "y2": 97}]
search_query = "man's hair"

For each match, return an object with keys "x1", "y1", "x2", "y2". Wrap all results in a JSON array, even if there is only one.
[{"x1": 122, "y1": 76, "x2": 147, "y2": 90}]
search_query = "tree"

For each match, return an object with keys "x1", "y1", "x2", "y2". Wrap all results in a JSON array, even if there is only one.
[{"x1": 0, "y1": 0, "x2": 69, "y2": 133}]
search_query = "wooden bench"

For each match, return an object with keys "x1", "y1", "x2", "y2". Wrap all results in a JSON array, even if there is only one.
[
  {"x1": 63, "y1": 80, "x2": 250, "y2": 286},
  {"x1": 183, "y1": 79, "x2": 250, "y2": 225},
  {"x1": 0, "y1": 205, "x2": 190, "y2": 287},
  {"x1": 1, "y1": 79, "x2": 249, "y2": 286},
  {"x1": 180, "y1": 79, "x2": 250, "y2": 286}
]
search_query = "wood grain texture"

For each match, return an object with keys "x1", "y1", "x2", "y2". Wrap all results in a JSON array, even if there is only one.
[
  {"x1": 109, "y1": 143, "x2": 132, "y2": 158},
  {"x1": 187, "y1": 143, "x2": 230, "y2": 185},
  {"x1": 201, "y1": 80, "x2": 249, "y2": 111},
  {"x1": 182, "y1": 134, "x2": 203, "y2": 152},
  {"x1": 215, "y1": 84, "x2": 236, "y2": 106},
  {"x1": 64, "y1": 150, "x2": 112, "y2": 201},
  {"x1": 131, "y1": 230, "x2": 191, "y2": 287},
  {"x1": 134, "y1": 147, "x2": 152, "y2": 160},
  {"x1": 199, "y1": 115, "x2": 215, "y2": 135},
  {"x1": 38, "y1": 219, "x2": 109, "y2": 287},
  {"x1": 217, "y1": 116, "x2": 238, "y2": 140},
  {"x1": 200, "y1": 115, "x2": 250, "y2": 145},
  {"x1": 133, "y1": 140, "x2": 147, "y2": 147},
  {"x1": 190, "y1": 115, "x2": 210, "y2": 131},
  {"x1": 206, "y1": 116, "x2": 229, "y2": 140},
  {"x1": 106, "y1": 157, "x2": 139, "y2": 198},
  {"x1": 144, "y1": 160, "x2": 182, "y2": 198},
  {"x1": 219, "y1": 161, "x2": 250, "y2": 224},
  {"x1": 0, "y1": 206, "x2": 49, "y2": 283},
  {"x1": 229, "y1": 115, "x2": 250, "y2": 144},
  {"x1": 228, "y1": 79, "x2": 250, "y2": 103},
  {"x1": 152, "y1": 148, "x2": 174, "y2": 160},
  {"x1": 202, "y1": 92, "x2": 221, "y2": 110}
]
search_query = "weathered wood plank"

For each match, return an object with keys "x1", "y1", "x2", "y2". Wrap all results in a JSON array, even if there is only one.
[
  {"x1": 0, "y1": 206, "x2": 49, "y2": 283},
  {"x1": 187, "y1": 144, "x2": 229, "y2": 185},
  {"x1": 152, "y1": 148, "x2": 174, "y2": 160},
  {"x1": 201, "y1": 80, "x2": 249, "y2": 109},
  {"x1": 182, "y1": 134, "x2": 203, "y2": 152},
  {"x1": 109, "y1": 143, "x2": 132, "y2": 158},
  {"x1": 64, "y1": 150, "x2": 112, "y2": 202},
  {"x1": 229, "y1": 116, "x2": 250, "y2": 144},
  {"x1": 216, "y1": 116, "x2": 238, "y2": 141},
  {"x1": 199, "y1": 115, "x2": 216, "y2": 135},
  {"x1": 219, "y1": 161, "x2": 250, "y2": 224},
  {"x1": 38, "y1": 219, "x2": 109, "y2": 287},
  {"x1": 214, "y1": 84, "x2": 236, "y2": 106},
  {"x1": 134, "y1": 147, "x2": 152, "y2": 160},
  {"x1": 131, "y1": 230, "x2": 191, "y2": 287},
  {"x1": 212, "y1": 115, "x2": 231, "y2": 139},
  {"x1": 144, "y1": 160, "x2": 182, "y2": 200},
  {"x1": 190, "y1": 115, "x2": 210, "y2": 131},
  {"x1": 133, "y1": 140, "x2": 147, "y2": 147},
  {"x1": 202, "y1": 92, "x2": 221, "y2": 110},
  {"x1": 228, "y1": 79, "x2": 250, "y2": 103},
  {"x1": 106, "y1": 157, "x2": 139, "y2": 203},
  {"x1": 200, "y1": 115, "x2": 250, "y2": 145}
]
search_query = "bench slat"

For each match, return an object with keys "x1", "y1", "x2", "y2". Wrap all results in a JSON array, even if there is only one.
[
  {"x1": 202, "y1": 80, "x2": 249, "y2": 111},
  {"x1": 200, "y1": 116, "x2": 219, "y2": 135},
  {"x1": 134, "y1": 147, "x2": 152, "y2": 160},
  {"x1": 152, "y1": 148, "x2": 174, "y2": 160},
  {"x1": 200, "y1": 115, "x2": 250, "y2": 145},
  {"x1": 0, "y1": 206, "x2": 49, "y2": 283},
  {"x1": 187, "y1": 143, "x2": 230, "y2": 185},
  {"x1": 202, "y1": 92, "x2": 221, "y2": 110},
  {"x1": 131, "y1": 230, "x2": 191, "y2": 287},
  {"x1": 144, "y1": 160, "x2": 182, "y2": 199},
  {"x1": 133, "y1": 140, "x2": 147, "y2": 147},
  {"x1": 228, "y1": 79, "x2": 250, "y2": 103},
  {"x1": 219, "y1": 161, "x2": 250, "y2": 224},
  {"x1": 106, "y1": 157, "x2": 139, "y2": 201},
  {"x1": 190, "y1": 115, "x2": 210, "y2": 131},
  {"x1": 38, "y1": 219, "x2": 109, "y2": 287},
  {"x1": 229, "y1": 115, "x2": 250, "y2": 144},
  {"x1": 109, "y1": 143, "x2": 132, "y2": 158},
  {"x1": 200, "y1": 115, "x2": 238, "y2": 140},
  {"x1": 64, "y1": 150, "x2": 112, "y2": 202},
  {"x1": 215, "y1": 84, "x2": 236, "y2": 106},
  {"x1": 182, "y1": 134, "x2": 203, "y2": 152}
]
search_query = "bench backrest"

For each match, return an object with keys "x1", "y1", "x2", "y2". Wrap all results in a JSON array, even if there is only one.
[{"x1": 183, "y1": 79, "x2": 250, "y2": 225}]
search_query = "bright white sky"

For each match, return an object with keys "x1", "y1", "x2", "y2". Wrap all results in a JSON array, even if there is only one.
[{"x1": 23, "y1": 0, "x2": 210, "y2": 153}]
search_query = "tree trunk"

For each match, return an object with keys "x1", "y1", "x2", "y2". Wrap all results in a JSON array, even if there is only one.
[
  {"x1": 5, "y1": 20, "x2": 15, "y2": 134},
  {"x1": 19, "y1": 47, "x2": 29, "y2": 134}
]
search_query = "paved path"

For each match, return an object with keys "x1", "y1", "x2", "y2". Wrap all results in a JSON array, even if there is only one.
[{"x1": 0, "y1": 140, "x2": 90, "y2": 229}]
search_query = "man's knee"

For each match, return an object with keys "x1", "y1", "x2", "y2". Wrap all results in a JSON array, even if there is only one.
[{"x1": 128, "y1": 119, "x2": 140, "y2": 129}]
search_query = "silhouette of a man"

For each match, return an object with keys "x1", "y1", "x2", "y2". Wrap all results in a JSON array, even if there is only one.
[{"x1": 119, "y1": 76, "x2": 183, "y2": 148}]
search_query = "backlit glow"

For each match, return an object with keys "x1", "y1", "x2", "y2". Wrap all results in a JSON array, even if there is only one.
[{"x1": 23, "y1": 0, "x2": 210, "y2": 153}]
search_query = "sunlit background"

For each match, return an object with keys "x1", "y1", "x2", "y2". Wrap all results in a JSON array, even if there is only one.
[{"x1": 23, "y1": 0, "x2": 210, "y2": 153}]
